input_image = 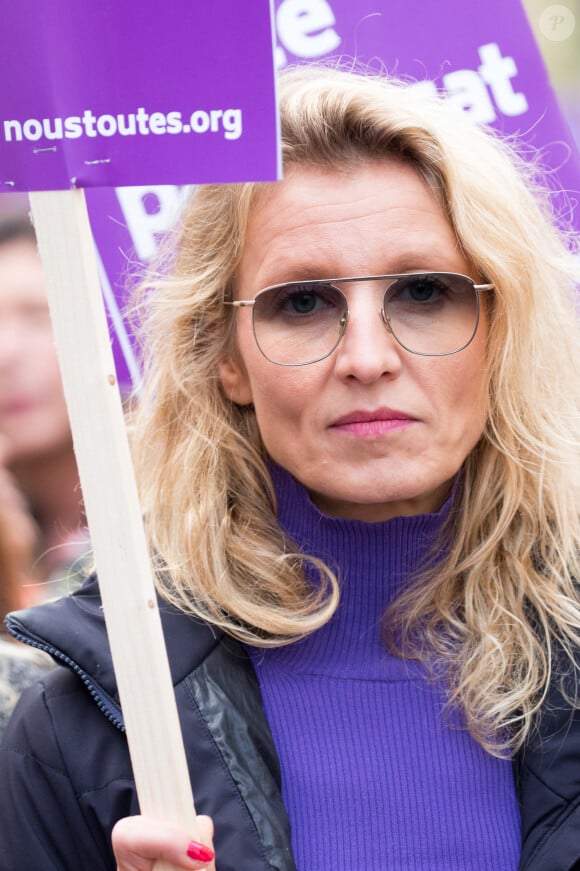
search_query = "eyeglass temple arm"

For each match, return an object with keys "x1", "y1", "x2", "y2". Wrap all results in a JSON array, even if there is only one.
[{"x1": 474, "y1": 282, "x2": 494, "y2": 291}]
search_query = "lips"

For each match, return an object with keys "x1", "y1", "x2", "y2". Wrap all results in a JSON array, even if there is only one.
[
  {"x1": 331, "y1": 408, "x2": 415, "y2": 426},
  {"x1": 329, "y1": 407, "x2": 416, "y2": 438}
]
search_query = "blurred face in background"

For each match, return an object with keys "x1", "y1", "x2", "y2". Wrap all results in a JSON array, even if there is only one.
[{"x1": 0, "y1": 237, "x2": 71, "y2": 463}]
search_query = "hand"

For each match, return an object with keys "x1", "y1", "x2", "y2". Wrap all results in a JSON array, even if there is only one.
[{"x1": 112, "y1": 814, "x2": 216, "y2": 871}]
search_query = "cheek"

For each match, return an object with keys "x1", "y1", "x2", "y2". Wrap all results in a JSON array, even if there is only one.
[
  {"x1": 248, "y1": 365, "x2": 324, "y2": 454},
  {"x1": 251, "y1": 372, "x2": 302, "y2": 430},
  {"x1": 431, "y1": 348, "x2": 489, "y2": 445}
]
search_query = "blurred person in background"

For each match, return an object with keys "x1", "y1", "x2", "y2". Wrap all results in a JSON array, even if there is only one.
[
  {"x1": 0, "y1": 433, "x2": 53, "y2": 738},
  {"x1": 0, "y1": 216, "x2": 89, "y2": 597}
]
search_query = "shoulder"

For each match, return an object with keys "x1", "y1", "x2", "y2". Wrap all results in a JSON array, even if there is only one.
[
  {"x1": 2, "y1": 660, "x2": 131, "y2": 784},
  {"x1": 0, "y1": 629, "x2": 287, "y2": 871},
  {"x1": 517, "y1": 661, "x2": 580, "y2": 870},
  {"x1": 0, "y1": 665, "x2": 135, "y2": 868},
  {"x1": 1, "y1": 574, "x2": 221, "y2": 832},
  {"x1": 5, "y1": 574, "x2": 223, "y2": 702},
  {"x1": 1, "y1": 578, "x2": 292, "y2": 870}
]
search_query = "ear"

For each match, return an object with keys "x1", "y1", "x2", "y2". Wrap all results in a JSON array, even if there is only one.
[{"x1": 218, "y1": 356, "x2": 254, "y2": 405}]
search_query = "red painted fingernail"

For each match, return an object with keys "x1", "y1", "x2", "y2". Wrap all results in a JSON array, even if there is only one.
[{"x1": 187, "y1": 840, "x2": 215, "y2": 863}]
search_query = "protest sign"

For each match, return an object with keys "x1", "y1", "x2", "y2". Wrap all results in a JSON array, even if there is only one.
[
  {"x1": 87, "y1": 0, "x2": 580, "y2": 389},
  {"x1": 0, "y1": 1, "x2": 280, "y2": 190},
  {"x1": 2, "y1": 3, "x2": 279, "y2": 865},
  {"x1": 273, "y1": 0, "x2": 580, "y2": 197}
]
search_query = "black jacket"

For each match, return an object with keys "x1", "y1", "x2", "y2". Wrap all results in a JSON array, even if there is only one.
[{"x1": 1, "y1": 576, "x2": 580, "y2": 871}]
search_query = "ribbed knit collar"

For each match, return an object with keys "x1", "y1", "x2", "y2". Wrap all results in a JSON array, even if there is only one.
[{"x1": 265, "y1": 462, "x2": 455, "y2": 677}]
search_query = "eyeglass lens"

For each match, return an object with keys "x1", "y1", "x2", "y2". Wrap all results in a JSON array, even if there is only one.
[{"x1": 251, "y1": 273, "x2": 480, "y2": 364}]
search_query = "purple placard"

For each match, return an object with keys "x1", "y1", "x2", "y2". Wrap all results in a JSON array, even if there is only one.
[
  {"x1": 273, "y1": 0, "x2": 580, "y2": 200},
  {"x1": 86, "y1": 0, "x2": 580, "y2": 389},
  {"x1": 87, "y1": 184, "x2": 190, "y2": 389},
  {"x1": 0, "y1": 0, "x2": 280, "y2": 191}
]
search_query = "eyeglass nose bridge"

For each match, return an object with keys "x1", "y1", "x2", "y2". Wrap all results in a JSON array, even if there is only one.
[{"x1": 333, "y1": 283, "x2": 397, "y2": 351}]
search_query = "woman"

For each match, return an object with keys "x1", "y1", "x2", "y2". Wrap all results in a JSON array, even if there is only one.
[{"x1": 1, "y1": 67, "x2": 579, "y2": 870}]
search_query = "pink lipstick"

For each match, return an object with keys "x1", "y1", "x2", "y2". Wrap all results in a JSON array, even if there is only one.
[{"x1": 330, "y1": 408, "x2": 415, "y2": 438}]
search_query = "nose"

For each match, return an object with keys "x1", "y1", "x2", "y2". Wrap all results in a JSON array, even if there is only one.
[{"x1": 332, "y1": 293, "x2": 403, "y2": 383}]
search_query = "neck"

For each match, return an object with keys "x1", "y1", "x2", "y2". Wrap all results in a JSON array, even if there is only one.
[{"x1": 267, "y1": 461, "x2": 453, "y2": 674}]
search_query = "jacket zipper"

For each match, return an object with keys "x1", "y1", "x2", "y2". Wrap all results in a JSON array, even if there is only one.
[{"x1": 8, "y1": 625, "x2": 125, "y2": 732}]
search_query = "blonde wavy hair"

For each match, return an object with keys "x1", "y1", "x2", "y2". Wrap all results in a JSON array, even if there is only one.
[{"x1": 132, "y1": 66, "x2": 580, "y2": 755}]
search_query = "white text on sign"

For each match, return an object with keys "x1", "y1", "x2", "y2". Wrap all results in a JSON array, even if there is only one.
[
  {"x1": 274, "y1": 1, "x2": 528, "y2": 124},
  {"x1": 2, "y1": 107, "x2": 243, "y2": 146}
]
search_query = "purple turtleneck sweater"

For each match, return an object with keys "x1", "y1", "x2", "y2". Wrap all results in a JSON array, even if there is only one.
[{"x1": 246, "y1": 465, "x2": 521, "y2": 870}]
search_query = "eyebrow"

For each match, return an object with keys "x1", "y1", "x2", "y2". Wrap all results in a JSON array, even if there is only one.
[
  {"x1": 258, "y1": 259, "x2": 462, "y2": 287},
  {"x1": 254, "y1": 237, "x2": 467, "y2": 288}
]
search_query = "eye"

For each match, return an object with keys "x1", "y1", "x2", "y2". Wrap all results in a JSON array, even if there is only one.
[
  {"x1": 273, "y1": 282, "x2": 340, "y2": 317},
  {"x1": 395, "y1": 275, "x2": 447, "y2": 303}
]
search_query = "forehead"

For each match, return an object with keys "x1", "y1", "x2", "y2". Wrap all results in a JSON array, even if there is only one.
[{"x1": 237, "y1": 160, "x2": 466, "y2": 291}]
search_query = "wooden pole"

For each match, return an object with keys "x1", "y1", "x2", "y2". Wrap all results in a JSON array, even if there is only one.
[{"x1": 29, "y1": 188, "x2": 198, "y2": 871}]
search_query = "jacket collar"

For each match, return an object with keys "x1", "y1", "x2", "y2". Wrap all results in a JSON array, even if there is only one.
[{"x1": 5, "y1": 573, "x2": 222, "y2": 710}]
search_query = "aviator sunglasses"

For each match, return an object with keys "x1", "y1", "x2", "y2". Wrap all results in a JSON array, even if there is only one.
[{"x1": 226, "y1": 271, "x2": 494, "y2": 366}]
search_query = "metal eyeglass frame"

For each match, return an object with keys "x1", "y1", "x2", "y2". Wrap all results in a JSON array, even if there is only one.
[{"x1": 225, "y1": 271, "x2": 494, "y2": 366}]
